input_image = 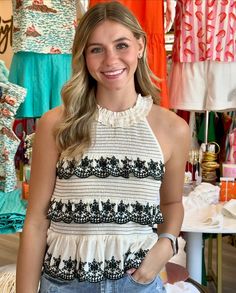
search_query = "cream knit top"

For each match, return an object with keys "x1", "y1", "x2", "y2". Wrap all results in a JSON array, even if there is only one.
[{"x1": 43, "y1": 94, "x2": 165, "y2": 282}]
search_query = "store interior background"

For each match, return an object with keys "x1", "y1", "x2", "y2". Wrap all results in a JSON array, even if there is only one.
[{"x1": 0, "y1": 1, "x2": 236, "y2": 292}]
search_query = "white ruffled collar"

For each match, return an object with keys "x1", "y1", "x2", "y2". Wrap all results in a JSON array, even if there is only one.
[{"x1": 96, "y1": 94, "x2": 153, "y2": 128}]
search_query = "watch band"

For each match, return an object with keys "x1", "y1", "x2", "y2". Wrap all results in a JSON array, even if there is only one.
[{"x1": 158, "y1": 233, "x2": 178, "y2": 256}]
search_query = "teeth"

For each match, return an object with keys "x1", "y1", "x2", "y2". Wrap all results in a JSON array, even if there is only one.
[{"x1": 104, "y1": 69, "x2": 123, "y2": 76}]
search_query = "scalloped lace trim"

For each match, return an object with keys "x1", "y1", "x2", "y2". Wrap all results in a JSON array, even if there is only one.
[
  {"x1": 47, "y1": 198, "x2": 164, "y2": 226},
  {"x1": 96, "y1": 94, "x2": 153, "y2": 127},
  {"x1": 56, "y1": 155, "x2": 164, "y2": 180}
]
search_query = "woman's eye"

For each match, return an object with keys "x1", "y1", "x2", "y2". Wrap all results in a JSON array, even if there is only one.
[
  {"x1": 90, "y1": 47, "x2": 103, "y2": 54},
  {"x1": 116, "y1": 43, "x2": 129, "y2": 49}
]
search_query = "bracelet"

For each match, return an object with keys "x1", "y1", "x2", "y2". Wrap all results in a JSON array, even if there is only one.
[{"x1": 158, "y1": 233, "x2": 178, "y2": 256}]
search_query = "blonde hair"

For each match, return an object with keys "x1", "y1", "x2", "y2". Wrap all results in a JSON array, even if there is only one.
[{"x1": 55, "y1": 1, "x2": 160, "y2": 158}]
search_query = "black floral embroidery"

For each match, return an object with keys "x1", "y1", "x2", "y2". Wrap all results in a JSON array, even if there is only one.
[
  {"x1": 104, "y1": 257, "x2": 123, "y2": 279},
  {"x1": 115, "y1": 200, "x2": 130, "y2": 224},
  {"x1": 78, "y1": 261, "x2": 87, "y2": 282},
  {"x1": 87, "y1": 259, "x2": 104, "y2": 282},
  {"x1": 63, "y1": 200, "x2": 73, "y2": 224},
  {"x1": 57, "y1": 159, "x2": 77, "y2": 179},
  {"x1": 107, "y1": 156, "x2": 121, "y2": 177},
  {"x1": 43, "y1": 248, "x2": 148, "y2": 282},
  {"x1": 90, "y1": 200, "x2": 103, "y2": 223},
  {"x1": 133, "y1": 158, "x2": 148, "y2": 178},
  {"x1": 121, "y1": 157, "x2": 132, "y2": 178},
  {"x1": 131, "y1": 202, "x2": 152, "y2": 225},
  {"x1": 94, "y1": 157, "x2": 110, "y2": 178},
  {"x1": 154, "y1": 208, "x2": 165, "y2": 224},
  {"x1": 47, "y1": 199, "x2": 64, "y2": 222},
  {"x1": 47, "y1": 199, "x2": 164, "y2": 226},
  {"x1": 56, "y1": 156, "x2": 164, "y2": 180},
  {"x1": 43, "y1": 253, "x2": 77, "y2": 281},
  {"x1": 60, "y1": 257, "x2": 77, "y2": 280},
  {"x1": 124, "y1": 248, "x2": 149, "y2": 270},
  {"x1": 74, "y1": 200, "x2": 90, "y2": 223},
  {"x1": 148, "y1": 159, "x2": 164, "y2": 180},
  {"x1": 101, "y1": 200, "x2": 116, "y2": 223},
  {"x1": 74, "y1": 157, "x2": 94, "y2": 178}
]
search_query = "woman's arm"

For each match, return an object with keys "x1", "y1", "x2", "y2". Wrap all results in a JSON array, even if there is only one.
[
  {"x1": 158, "y1": 113, "x2": 190, "y2": 237},
  {"x1": 131, "y1": 108, "x2": 190, "y2": 283},
  {"x1": 16, "y1": 107, "x2": 62, "y2": 293}
]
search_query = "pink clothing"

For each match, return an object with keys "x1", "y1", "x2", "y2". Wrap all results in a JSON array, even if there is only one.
[{"x1": 172, "y1": 0, "x2": 236, "y2": 62}]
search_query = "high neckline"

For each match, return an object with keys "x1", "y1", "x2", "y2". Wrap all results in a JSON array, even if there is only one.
[{"x1": 96, "y1": 94, "x2": 153, "y2": 128}]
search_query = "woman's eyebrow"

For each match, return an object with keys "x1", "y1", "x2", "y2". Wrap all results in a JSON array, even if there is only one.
[{"x1": 87, "y1": 37, "x2": 131, "y2": 48}]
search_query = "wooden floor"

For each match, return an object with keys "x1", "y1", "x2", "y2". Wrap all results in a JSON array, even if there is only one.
[
  {"x1": 205, "y1": 237, "x2": 236, "y2": 293},
  {"x1": 0, "y1": 233, "x2": 235, "y2": 292}
]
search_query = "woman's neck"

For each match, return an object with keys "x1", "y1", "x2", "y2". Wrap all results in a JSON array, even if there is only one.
[{"x1": 95, "y1": 88, "x2": 138, "y2": 112}]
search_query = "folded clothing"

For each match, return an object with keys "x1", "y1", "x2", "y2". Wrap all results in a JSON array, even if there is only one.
[
  {"x1": 222, "y1": 199, "x2": 236, "y2": 219},
  {"x1": 183, "y1": 195, "x2": 208, "y2": 210},
  {"x1": 183, "y1": 204, "x2": 224, "y2": 230},
  {"x1": 0, "y1": 189, "x2": 27, "y2": 234},
  {"x1": 187, "y1": 182, "x2": 220, "y2": 205}
]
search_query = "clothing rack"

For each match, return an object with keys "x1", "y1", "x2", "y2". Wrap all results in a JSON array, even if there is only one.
[{"x1": 204, "y1": 110, "x2": 209, "y2": 145}]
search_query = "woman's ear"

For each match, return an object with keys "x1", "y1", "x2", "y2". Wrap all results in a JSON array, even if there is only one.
[{"x1": 137, "y1": 36, "x2": 145, "y2": 58}]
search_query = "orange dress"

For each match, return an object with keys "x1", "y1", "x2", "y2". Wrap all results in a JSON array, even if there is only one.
[{"x1": 89, "y1": 0, "x2": 169, "y2": 108}]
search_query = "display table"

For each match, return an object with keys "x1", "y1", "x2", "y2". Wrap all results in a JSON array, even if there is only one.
[{"x1": 181, "y1": 203, "x2": 236, "y2": 293}]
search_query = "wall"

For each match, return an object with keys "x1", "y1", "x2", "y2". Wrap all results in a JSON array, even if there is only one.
[{"x1": 0, "y1": 0, "x2": 13, "y2": 68}]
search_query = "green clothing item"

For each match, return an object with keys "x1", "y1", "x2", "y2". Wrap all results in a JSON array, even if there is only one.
[
  {"x1": 197, "y1": 112, "x2": 216, "y2": 143},
  {"x1": 0, "y1": 189, "x2": 27, "y2": 234}
]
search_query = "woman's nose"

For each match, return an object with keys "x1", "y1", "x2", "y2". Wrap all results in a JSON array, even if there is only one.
[{"x1": 104, "y1": 49, "x2": 118, "y2": 65}]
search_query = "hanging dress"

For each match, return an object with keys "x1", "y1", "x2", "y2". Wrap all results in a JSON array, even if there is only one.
[
  {"x1": 0, "y1": 80, "x2": 27, "y2": 234},
  {"x1": 9, "y1": 0, "x2": 78, "y2": 118},
  {"x1": 169, "y1": 0, "x2": 236, "y2": 111}
]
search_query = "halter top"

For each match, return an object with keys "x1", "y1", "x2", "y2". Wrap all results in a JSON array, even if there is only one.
[{"x1": 43, "y1": 94, "x2": 165, "y2": 282}]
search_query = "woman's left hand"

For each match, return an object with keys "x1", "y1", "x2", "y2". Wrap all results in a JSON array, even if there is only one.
[{"x1": 126, "y1": 237, "x2": 173, "y2": 283}]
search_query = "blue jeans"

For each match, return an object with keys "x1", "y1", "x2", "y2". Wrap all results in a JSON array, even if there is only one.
[{"x1": 39, "y1": 273, "x2": 166, "y2": 293}]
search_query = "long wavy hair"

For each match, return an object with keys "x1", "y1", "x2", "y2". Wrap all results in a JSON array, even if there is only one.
[{"x1": 55, "y1": 1, "x2": 160, "y2": 158}]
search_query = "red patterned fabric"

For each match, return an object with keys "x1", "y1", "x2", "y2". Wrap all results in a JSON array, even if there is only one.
[{"x1": 172, "y1": 0, "x2": 236, "y2": 62}]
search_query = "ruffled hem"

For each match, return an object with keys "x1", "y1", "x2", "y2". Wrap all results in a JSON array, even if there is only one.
[
  {"x1": 96, "y1": 94, "x2": 153, "y2": 128},
  {"x1": 43, "y1": 231, "x2": 158, "y2": 282}
]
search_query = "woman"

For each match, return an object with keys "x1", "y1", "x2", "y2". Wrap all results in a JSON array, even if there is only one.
[{"x1": 16, "y1": 2, "x2": 190, "y2": 292}]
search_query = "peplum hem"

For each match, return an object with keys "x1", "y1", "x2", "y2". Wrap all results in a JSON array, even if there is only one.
[{"x1": 43, "y1": 231, "x2": 158, "y2": 282}]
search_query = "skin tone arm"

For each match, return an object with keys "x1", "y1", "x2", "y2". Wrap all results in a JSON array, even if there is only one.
[
  {"x1": 130, "y1": 107, "x2": 190, "y2": 283},
  {"x1": 16, "y1": 107, "x2": 62, "y2": 293}
]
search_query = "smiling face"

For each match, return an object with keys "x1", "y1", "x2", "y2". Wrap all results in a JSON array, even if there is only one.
[{"x1": 85, "y1": 20, "x2": 144, "y2": 95}]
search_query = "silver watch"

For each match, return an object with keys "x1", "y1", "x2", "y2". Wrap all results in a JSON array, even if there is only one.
[{"x1": 158, "y1": 233, "x2": 179, "y2": 256}]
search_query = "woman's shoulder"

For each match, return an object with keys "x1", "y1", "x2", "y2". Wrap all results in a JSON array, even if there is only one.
[
  {"x1": 38, "y1": 105, "x2": 64, "y2": 130},
  {"x1": 149, "y1": 105, "x2": 190, "y2": 164},
  {"x1": 150, "y1": 104, "x2": 189, "y2": 136}
]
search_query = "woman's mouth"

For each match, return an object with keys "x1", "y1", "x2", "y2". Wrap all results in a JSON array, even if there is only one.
[{"x1": 102, "y1": 69, "x2": 125, "y2": 78}]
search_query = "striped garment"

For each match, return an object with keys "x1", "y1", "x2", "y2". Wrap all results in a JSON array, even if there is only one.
[
  {"x1": 43, "y1": 95, "x2": 165, "y2": 282},
  {"x1": 172, "y1": 0, "x2": 236, "y2": 62}
]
